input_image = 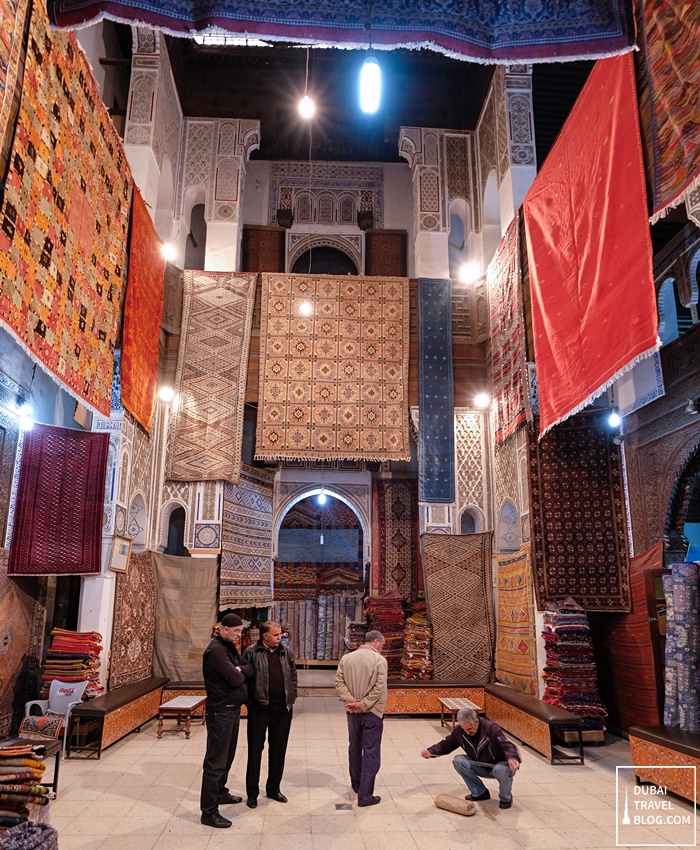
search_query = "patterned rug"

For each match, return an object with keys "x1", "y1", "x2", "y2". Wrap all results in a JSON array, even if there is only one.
[
  {"x1": 120, "y1": 189, "x2": 165, "y2": 433},
  {"x1": 422, "y1": 533, "x2": 494, "y2": 683},
  {"x1": 8, "y1": 425, "x2": 109, "y2": 576},
  {"x1": 663, "y1": 562, "x2": 700, "y2": 732},
  {"x1": 0, "y1": 0, "x2": 132, "y2": 416},
  {"x1": 495, "y1": 545, "x2": 538, "y2": 696},
  {"x1": 372, "y1": 479, "x2": 420, "y2": 601},
  {"x1": 167, "y1": 271, "x2": 256, "y2": 483},
  {"x1": 109, "y1": 550, "x2": 157, "y2": 689},
  {"x1": 418, "y1": 279, "x2": 454, "y2": 503},
  {"x1": 523, "y1": 54, "x2": 657, "y2": 436},
  {"x1": 528, "y1": 412, "x2": 631, "y2": 611},
  {"x1": 47, "y1": 0, "x2": 631, "y2": 62},
  {"x1": 220, "y1": 465, "x2": 274, "y2": 607},
  {"x1": 257, "y1": 274, "x2": 410, "y2": 462},
  {"x1": 0, "y1": 0, "x2": 29, "y2": 173},
  {"x1": 488, "y1": 215, "x2": 529, "y2": 444}
]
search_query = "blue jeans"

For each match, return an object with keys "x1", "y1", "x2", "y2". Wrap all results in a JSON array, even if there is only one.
[{"x1": 452, "y1": 754, "x2": 514, "y2": 802}]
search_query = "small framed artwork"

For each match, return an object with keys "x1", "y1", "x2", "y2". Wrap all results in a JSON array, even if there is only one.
[{"x1": 109, "y1": 535, "x2": 132, "y2": 573}]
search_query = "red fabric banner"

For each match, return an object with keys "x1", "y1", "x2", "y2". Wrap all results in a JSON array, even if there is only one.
[
  {"x1": 121, "y1": 189, "x2": 165, "y2": 431},
  {"x1": 523, "y1": 54, "x2": 658, "y2": 436}
]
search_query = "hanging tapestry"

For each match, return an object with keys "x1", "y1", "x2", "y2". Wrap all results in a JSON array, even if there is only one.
[
  {"x1": 47, "y1": 0, "x2": 631, "y2": 63},
  {"x1": 152, "y1": 552, "x2": 218, "y2": 681},
  {"x1": 0, "y1": 386, "x2": 21, "y2": 544},
  {"x1": 220, "y1": 465, "x2": 273, "y2": 607},
  {"x1": 488, "y1": 215, "x2": 529, "y2": 444},
  {"x1": 168, "y1": 271, "x2": 256, "y2": 483},
  {"x1": 495, "y1": 545, "x2": 538, "y2": 696},
  {"x1": 662, "y1": 572, "x2": 677, "y2": 726},
  {"x1": 418, "y1": 278, "x2": 454, "y2": 503},
  {"x1": 109, "y1": 550, "x2": 157, "y2": 689},
  {"x1": 372, "y1": 478, "x2": 420, "y2": 601},
  {"x1": 664, "y1": 562, "x2": 700, "y2": 733},
  {"x1": 528, "y1": 412, "x2": 631, "y2": 611},
  {"x1": 422, "y1": 532, "x2": 494, "y2": 683},
  {"x1": 0, "y1": 550, "x2": 45, "y2": 738},
  {"x1": 0, "y1": 1, "x2": 132, "y2": 416},
  {"x1": 0, "y1": 0, "x2": 30, "y2": 173},
  {"x1": 8, "y1": 424, "x2": 108, "y2": 576},
  {"x1": 615, "y1": 351, "x2": 664, "y2": 417},
  {"x1": 257, "y1": 274, "x2": 410, "y2": 462},
  {"x1": 120, "y1": 189, "x2": 165, "y2": 433},
  {"x1": 522, "y1": 54, "x2": 657, "y2": 437}
]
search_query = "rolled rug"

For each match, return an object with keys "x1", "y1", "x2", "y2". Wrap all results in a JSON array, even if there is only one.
[{"x1": 434, "y1": 794, "x2": 476, "y2": 817}]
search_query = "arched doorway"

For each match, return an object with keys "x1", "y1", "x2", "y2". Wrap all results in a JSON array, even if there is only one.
[
  {"x1": 291, "y1": 246, "x2": 358, "y2": 275},
  {"x1": 666, "y1": 443, "x2": 700, "y2": 562}
]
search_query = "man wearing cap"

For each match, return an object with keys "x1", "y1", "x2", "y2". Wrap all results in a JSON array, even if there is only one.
[{"x1": 200, "y1": 613, "x2": 253, "y2": 828}]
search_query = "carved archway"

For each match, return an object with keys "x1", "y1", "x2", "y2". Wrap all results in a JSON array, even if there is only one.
[{"x1": 665, "y1": 441, "x2": 700, "y2": 557}]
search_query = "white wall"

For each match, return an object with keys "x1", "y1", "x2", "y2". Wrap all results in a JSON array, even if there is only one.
[{"x1": 241, "y1": 161, "x2": 271, "y2": 227}]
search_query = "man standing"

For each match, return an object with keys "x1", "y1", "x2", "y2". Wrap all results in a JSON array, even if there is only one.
[
  {"x1": 420, "y1": 707, "x2": 521, "y2": 809},
  {"x1": 335, "y1": 629, "x2": 387, "y2": 807},
  {"x1": 200, "y1": 613, "x2": 252, "y2": 828},
  {"x1": 243, "y1": 621, "x2": 297, "y2": 808}
]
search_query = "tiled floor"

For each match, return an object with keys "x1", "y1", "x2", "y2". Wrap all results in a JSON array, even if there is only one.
[{"x1": 47, "y1": 696, "x2": 695, "y2": 850}]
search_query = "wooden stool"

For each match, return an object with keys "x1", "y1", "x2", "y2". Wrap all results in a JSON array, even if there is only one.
[
  {"x1": 438, "y1": 697, "x2": 484, "y2": 728},
  {"x1": 157, "y1": 696, "x2": 207, "y2": 739}
]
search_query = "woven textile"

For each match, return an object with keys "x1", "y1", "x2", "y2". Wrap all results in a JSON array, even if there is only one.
[
  {"x1": 168, "y1": 271, "x2": 256, "y2": 483},
  {"x1": 495, "y1": 545, "x2": 538, "y2": 696},
  {"x1": 220, "y1": 465, "x2": 273, "y2": 607},
  {"x1": 664, "y1": 563, "x2": 700, "y2": 732},
  {"x1": 152, "y1": 552, "x2": 218, "y2": 682},
  {"x1": 257, "y1": 274, "x2": 410, "y2": 462},
  {"x1": 120, "y1": 190, "x2": 165, "y2": 433},
  {"x1": 109, "y1": 551, "x2": 157, "y2": 689},
  {"x1": 422, "y1": 533, "x2": 494, "y2": 683},
  {"x1": 0, "y1": 1, "x2": 132, "y2": 416},
  {"x1": 372, "y1": 479, "x2": 420, "y2": 601},
  {"x1": 663, "y1": 572, "x2": 678, "y2": 726},
  {"x1": 8, "y1": 425, "x2": 108, "y2": 576},
  {"x1": 418, "y1": 278, "x2": 454, "y2": 503},
  {"x1": 48, "y1": 0, "x2": 631, "y2": 62},
  {"x1": 488, "y1": 215, "x2": 529, "y2": 444},
  {"x1": 528, "y1": 413, "x2": 631, "y2": 611},
  {"x1": 0, "y1": 0, "x2": 29, "y2": 171},
  {"x1": 523, "y1": 54, "x2": 657, "y2": 436}
]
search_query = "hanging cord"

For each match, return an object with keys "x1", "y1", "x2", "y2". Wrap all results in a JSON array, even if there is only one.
[{"x1": 305, "y1": 46, "x2": 314, "y2": 274}]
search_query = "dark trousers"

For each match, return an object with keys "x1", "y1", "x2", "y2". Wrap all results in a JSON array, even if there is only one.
[
  {"x1": 200, "y1": 708, "x2": 241, "y2": 815},
  {"x1": 347, "y1": 711, "x2": 383, "y2": 804},
  {"x1": 246, "y1": 702, "x2": 293, "y2": 798}
]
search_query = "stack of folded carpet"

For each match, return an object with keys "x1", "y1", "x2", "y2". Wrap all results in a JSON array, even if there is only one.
[
  {"x1": 0, "y1": 820, "x2": 58, "y2": 848},
  {"x1": 0, "y1": 743, "x2": 50, "y2": 829},
  {"x1": 401, "y1": 613, "x2": 433, "y2": 680},
  {"x1": 366, "y1": 591, "x2": 405, "y2": 677},
  {"x1": 41, "y1": 629, "x2": 103, "y2": 698},
  {"x1": 345, "y1": 619, "x2": 368, "y2": 653},
  {"x1": 542, "y1": 600, "x2": 607, "y2": 730}
]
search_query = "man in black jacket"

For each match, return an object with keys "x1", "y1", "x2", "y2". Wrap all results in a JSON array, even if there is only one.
[
  {"x1": 421, "y1": 707, "x2": 521, "y2": 809},
  {"x1": 200, "y1": 613, "x2": 253, "y2": 828},
  {"x1": 243, "y1": 621, "x2": 297, "y2": 808}
]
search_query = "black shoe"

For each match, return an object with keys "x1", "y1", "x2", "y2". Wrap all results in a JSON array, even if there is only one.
[
  {"x1": 218, "y1": 793, "x2": 243, "y2": 805},
  {"x1": 246, "y1": 797, "x2": 257, "y2": 808},
  {"x1": 266, "y1": 792, "x2": 288, "y2": 803},
  {"x1": 201, "y1": 812, "x2": 232, "y2": 828},
  {"x1": 465, "y1": 790, "x2": 491, "y2": 802},
  {"x1": 357, "y1": 795, "x2": 381, "y2": 807},
  {"x1": 499, "y1": 798, "x2": 512, "y2": 809}
]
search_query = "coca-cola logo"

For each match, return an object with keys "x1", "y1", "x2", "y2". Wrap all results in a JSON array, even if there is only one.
[{"x1": 57, "y1": 688, "x2": 76, "y2": 695}]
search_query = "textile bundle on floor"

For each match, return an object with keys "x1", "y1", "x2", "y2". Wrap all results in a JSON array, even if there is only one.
[
  {"x1": 528, "y1": 413, "x2": 631, "y2": 611},
  {"x1": 0, "y1": 0, "x2": 30, "y2": 174},
  {"x1": 663, "y1": 562, "x2": 700, "y2": 732},
  {"x1": 0, "y1": 744, "x2": 49, "y2": 828},
  {"x1": 522, "y1": 54, "x2": 657, "y2": 436},
  {"x1": 422, "y1": 533, "x2": 494, "y2": 683},
  {"x1": 257, "y1": 274, "x2": 410, "y2": 462},
  {"x1": 8, "y1": 425, "x2": 109, "y2": 576},
  {"x1": 41, "y1": 628, "x2": 103, "y2": 698},
  {"x1": 220, "y1": 466, "x2": 274, "y2": 608},
  {"x1": 0, "y1": 820, "x2": 57, "y2": 848},
  {"x1": 401, "y1": 612, "x2": 433, "y2": 680},
  {"x1": 495, "y1": 545, "x2": 538, "y2": 696},
  {"x1": 418, "y1": 278, "x2": 454, "y2": 503},
  {"x1": 372, "y1": 478, "x2": 420, "y2": 601},
  {"x1": 167, "y1": 271, "x2": 256, "y2": 484},
  {"x1": 0, "y1": 1, "x2": 132, "y2": 416},
  {"x1": 120, "y1": 189, "x2": 165, "y2": 432},
  {"x1": 109, "y1": 551, "x2": 157, "y2": 689},
  {"x1": 152, "y1": 552, "x2": 218, "y2": 682}
]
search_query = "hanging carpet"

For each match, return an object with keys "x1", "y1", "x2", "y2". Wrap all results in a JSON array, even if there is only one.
[
  {"x1": 495, "y1": 545, "x2": 538, "y2": 696},
  {"x1": 372, "y1": 478, "x2": 420, "y2": 601},
  {"x1": 522, "y1": 54, "x2": 657, "y2": 436},
  {"x1": 167, "y1": 271, "x2": 256, "y2": 484},
  {"x1": 422, "y1": 532, "x2": 494, "y2": 683},
  {"x1": 0, "y1": 0, "x2": 30, "y2": 174},
  {"x1": 663, "y1": 562, "x2": 700, "y2": 733},
  {"x1": 0, "y1": 0, "x2": 132, "y2": 416},
  {"x1": 8, "y1": 424, "x2": 108, "y2": 576},
  {"x1": 257, "y1": 274, "x2": 410, "y2": 462}
]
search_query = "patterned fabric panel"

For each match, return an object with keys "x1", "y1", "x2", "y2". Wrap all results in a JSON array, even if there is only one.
[
  {"x1": 109, "y1": 551, "x2": 157, "y2": 689},
  {"x1": 0, "y1": 0, "x2": 30, "y2": 174},
  {"x1": 495, "y1": 545, "x2": 538, "y2": 696},
  {"x1": 385, "y1": 687, "x2": 484, "y2": 715},
  {"x1": 372, "y1": 478, "x2": 420, "y2": 600},
  {"x1": 629, "y1": 735, "x2": 700, "y2": 803}
]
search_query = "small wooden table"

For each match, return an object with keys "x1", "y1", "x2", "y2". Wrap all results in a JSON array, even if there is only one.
[
  {"x1": 157, "y1": 696, "x2": 207, "y2": 739},
  {"x1": 438, "y1": 697, "x2": 484, "y2": 728}
]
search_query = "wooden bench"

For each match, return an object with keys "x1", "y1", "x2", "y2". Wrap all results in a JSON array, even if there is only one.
[
  {"x1": 484, "y1": 683, "x2": 584, "y2": 765},
  {"x1": 629, "y1": 725, "x2": 700, "y2": 803},
  {"x1": 385, "y1": 682, "x2": 485, "y2": 715},
  {"x1": 68, "y1": 676, "x2": 168, "y2": 758},
  {"x1": 162, "y1": 682, "x2": 248, "y2": 717}
]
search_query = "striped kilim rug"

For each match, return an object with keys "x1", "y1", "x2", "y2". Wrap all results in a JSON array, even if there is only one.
[
  {"x1": 109, "y1": 551, "x2": 157, "y2": 689},
  {"x1": 495, "y1": 545, "x2": 538, "y2": 696}
]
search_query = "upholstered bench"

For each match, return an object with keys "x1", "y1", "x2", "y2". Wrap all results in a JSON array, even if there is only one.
[
  {"x1": 484, "y1": 683, "x2": 584, "y2": 764},
  {"x1": 68, "y1": 676, "x2": 169, "y2": 758},
  {"x1": 385, "y1": 682, "x2": 485, "y2": 715},
  {"x1": 629, "y1": 725, "x2": 700, "y2": 802}
]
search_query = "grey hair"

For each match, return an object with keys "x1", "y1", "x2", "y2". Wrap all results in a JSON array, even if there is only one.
[
  {"x1": 457, "y1": 707, "x2": 479, "y2": 724},
  {"x1": 364, "y1": 630, "x2": 384, "y2": 644}
]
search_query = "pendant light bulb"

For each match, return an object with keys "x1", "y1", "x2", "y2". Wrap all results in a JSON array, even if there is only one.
[
  {"x1": 299, "y1": 94, "x2": 315, "y2": 120},
  {"x1": 359, "y1": 54, "x2": 381, "y2": 114}
]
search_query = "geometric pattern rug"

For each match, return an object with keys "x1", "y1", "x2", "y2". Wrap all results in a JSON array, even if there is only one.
[
  {"x1": 109, "y1": 550, "x2": 157, "y2": 689},
  {"x1": 167, "y1": 271, "x2": 256, "y2": 484},
  {"x1": 495, "y1": 544, "x2": 538, "y2": 696},
  {"x1": 372, "y1": 478, "x2": 420, "y2": 601},
  {"x1": 423, "y1": 532, "x2": 494, "y2": 683},
  {"x1": 0, "y1": 0, "x2": 30, "y2": 175}
]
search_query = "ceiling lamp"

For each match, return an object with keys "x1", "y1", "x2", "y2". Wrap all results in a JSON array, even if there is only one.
[
  {"x1": 18, "y1": 403, "x2": 33, "y2": 431},
  {"x1": 158, "y1": 386, "x2": 175, "y2": 402},
  {"x1": 608, "y1": 408, "x2": 621, "y2": 428},
  {"x1": 474, "y1": 393, "x2": 491, "y2": 409},
  {"x1": 299, "y1": 300, "x2": 313, "y2": 316},
  {"x1": 359, "y1": 54, "x2": 381, "y2": 114},
  {"x1": 161, "y1": 243, "x2": 177, "y2": 262},
  {"x1": 317, "y1": 487, "x2": 327, "y2": 506},
  {"x1": 458, "y1": 261, "x2": 481, "y2": 284},
  {"x1": 298, "y1": 94, "x2": 315, "y2": 120}
]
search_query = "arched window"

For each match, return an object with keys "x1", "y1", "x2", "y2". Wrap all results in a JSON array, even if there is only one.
[
  {"x1": 292, "y1": 247, "x2": 357, "y2": 276},
  {"x1": 184, "y1": 203, "x2": 206, "y2": 269},
  {"x1": 658, "y1": 278, "x2": 693, "y2": 345},
  {"x1": 497, "y1": 500, "x2": 519, "y2": 553},
  {"x1": 460, "y1": 510, "x2": 476, "y2": 534},
  {"x1": 165, "y1": 506, "x2": 188, "y2": 556}
]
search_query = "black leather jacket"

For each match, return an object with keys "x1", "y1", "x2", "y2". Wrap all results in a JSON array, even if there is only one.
[
  {"x1": 243, "y1": 641, "x2": 298, "y2": 709},
  {"x1": 202, "y1": 635, "x2": 253, "y2": 711}
]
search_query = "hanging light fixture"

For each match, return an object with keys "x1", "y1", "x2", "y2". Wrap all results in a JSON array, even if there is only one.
[
  {"x1": 359, "y1": 0, "x2": 380, "y2": 114},
  {"x1": 608, "y1": 408, "x2": 621, "y2": 428},
  {"x1": 298, "y1": 47, "x2": 315, "y2": 119}
]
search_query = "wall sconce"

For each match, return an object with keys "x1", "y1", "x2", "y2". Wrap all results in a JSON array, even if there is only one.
[
  {"x1": 357, "y1": 210, "x2": 374, "y2": 231},
  {"x1": 685, "y1": 398, "x2": 700, "y2": 415},
  {"x1": 277, "y1": 208, "x2": 293, "y2": 229}
]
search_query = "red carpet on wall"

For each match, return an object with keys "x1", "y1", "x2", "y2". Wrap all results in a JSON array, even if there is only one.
[
  {"x1": 372, "y1": 478, "x2": 420, "y2": 601},
  {"x1": 0, "y1": 0, "x2": 30, "y2": 175}
]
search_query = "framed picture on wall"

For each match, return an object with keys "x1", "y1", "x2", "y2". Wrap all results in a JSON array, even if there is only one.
[{"x1": 109, "y1": 535, "x2": 132, "y2": 573}]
